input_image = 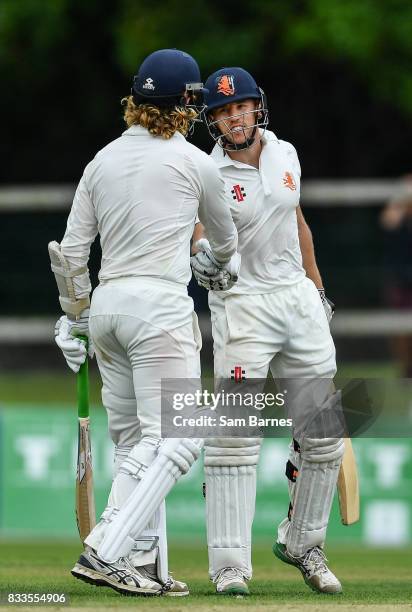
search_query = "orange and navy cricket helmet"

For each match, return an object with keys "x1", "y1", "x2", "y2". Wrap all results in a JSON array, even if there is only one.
[
  {"x1": 204, "y1": 67, "x2": 263, "y2": 112},
  {"x1": 203, "y1": 67, "x2": 268, "y2": 150}
]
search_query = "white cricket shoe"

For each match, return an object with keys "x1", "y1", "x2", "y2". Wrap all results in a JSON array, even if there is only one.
[
  {"x1": 136, "y1": 562, "x2": 189, "y2": 597},
  {"x1": 161, "y1": 577, "x2": 189, "y2": 597},
  {"x1": 71, "y1": 549, "x2": 162, "y2": 596},
  {"x1": 273, "y1": 542, "x2": 342, "y2": 594},
  {"x1": 214, "y1": 567, "x2": 249, "y2": 596}
]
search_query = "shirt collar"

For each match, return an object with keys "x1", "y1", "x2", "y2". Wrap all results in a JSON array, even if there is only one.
[
  {"x1": 210, "y1": 129, "x2": 279, "y2": 168},
  {"x1": 122, "y1": 124, "x2": 185, "y2": 140}
]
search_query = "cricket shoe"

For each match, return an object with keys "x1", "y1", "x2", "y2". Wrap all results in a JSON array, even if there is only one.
[
  {"x1": 214, "y1": 567, "x2": 250, "y2": 596},
  {"x1": 273, "y1": 542, "x2": 342, "y2": 594},
  {"x1": 136, "y1": 562, "x2": 189, "y2": 597},
  {"x1": 71, "y1": 549, "x2": 162, "y2": 596}
]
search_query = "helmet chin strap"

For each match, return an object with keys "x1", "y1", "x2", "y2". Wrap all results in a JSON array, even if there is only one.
[{"x1": 221, "y1": 125, "x2": 258, "y2": 151}]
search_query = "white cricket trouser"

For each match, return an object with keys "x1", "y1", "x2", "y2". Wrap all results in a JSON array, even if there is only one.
[
  {"x1": 205, "y1": 277, "x2": 337, "y2": 578},
  {"x1": 85, "y1": 277, "x2": 201, "y2": 565},
  {"x1": 210, "y1": 277, "x2": 336, "y2": 380}
]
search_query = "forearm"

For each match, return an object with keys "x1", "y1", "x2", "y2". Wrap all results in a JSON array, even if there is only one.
[
  {"x1": 301, "y1": 240, "x2": 323, "y2": 288},
  {"x1": 198, "y1": 163, "x2": 238, "y2": 263},
  {"x1": 60, "y1": 172, "x2": 98, "y2": 298},
  {"x1": 191, "y1": 222, "x2": 205, "y2": 255},
  {"x1": 297, "y1": 209, "x2": 323, "y2": 289},
  {"x1": 60, "y1": 236, "x2": 92, "y2": 298}
]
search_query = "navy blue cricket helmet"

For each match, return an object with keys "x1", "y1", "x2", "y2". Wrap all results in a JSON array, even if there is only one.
[
  {"x1": 204, "y1": 67, "x2": 261, "y2": 111},
  {"x1": 203, "y1": 67, "x2": 268, "y2": 150},
  {"x1": 132, "y1": 49, "x2": 207, "y2": 109}
]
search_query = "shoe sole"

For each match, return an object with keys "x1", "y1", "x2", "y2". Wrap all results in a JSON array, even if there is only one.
[
  {"x1": 71, "y1": 564, "x2": 161, "y2": 597},
  {"x1": 217, "y1": 585, "x2": 250, "y2": 596},
  {"x1": 272, "y1": 543, "x2": 342, "y2": 595},
  {"x1": 163, "y1": 590, "x2": 190, "y2": 597}
]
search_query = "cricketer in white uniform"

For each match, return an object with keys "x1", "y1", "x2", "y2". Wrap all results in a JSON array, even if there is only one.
[
  {"x1": 191, "y1": 67, "x2": 343, "y2": 595},
  {"x1": 50, "y1": 50, "x2": 239, "y2": 597}
]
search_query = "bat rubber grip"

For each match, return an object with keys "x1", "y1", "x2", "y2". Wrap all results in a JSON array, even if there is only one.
[{"x1": 77, "y1": 335, "x2": 90, "y2": 419}]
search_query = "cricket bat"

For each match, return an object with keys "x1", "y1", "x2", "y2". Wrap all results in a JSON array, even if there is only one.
[
  {"x1": 75, "y1": 336, "x2": 96, "y2": 542},
  {"x1": 337, "y1": 437, "x2": 360, "y2": 525}
]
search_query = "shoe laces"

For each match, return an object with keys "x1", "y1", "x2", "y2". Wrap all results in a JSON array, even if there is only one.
[
  {"x1": 301, "y1": 547, "x2": 328, "y2": 576},
  {"x1": 215, "y1": 567, "x2": 245, "y2": 584},
  {"x1": 160, "y1": 577, "x2": 174, "y2": 593},
  {"x1": 132, "y1": 561, "x2": 175, "y2": 591}
]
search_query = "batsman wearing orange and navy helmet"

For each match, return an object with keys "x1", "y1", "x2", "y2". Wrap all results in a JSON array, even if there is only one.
[{"x1": 191, "y1": 67, "x2": 342, "y2": 596}]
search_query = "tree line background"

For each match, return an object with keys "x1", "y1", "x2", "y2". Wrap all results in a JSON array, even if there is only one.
[
  {"x1": 1, "y1": 0, "x2": 411, "y2": 319},
  {"x1": 1, "y1": 0, "x2": 411, "y2": 182}
]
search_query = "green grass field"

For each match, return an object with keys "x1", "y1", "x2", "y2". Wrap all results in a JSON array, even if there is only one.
[
  {"x1": 1, "y1": 365, "x2": 411, "y2": 610},
  {"x1": 0, "y1": 542, "x2": 411, "y2": 611}
]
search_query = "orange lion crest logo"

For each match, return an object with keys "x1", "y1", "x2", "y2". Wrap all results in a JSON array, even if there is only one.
[
  {"x1": 217, "y1": 74, "x2": 235, "y2": 96},
  {"x1": 283, "y1": 171, "x2": 297, "y2": 191}
]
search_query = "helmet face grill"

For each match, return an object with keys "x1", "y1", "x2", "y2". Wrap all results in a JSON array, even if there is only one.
[
  {"x1": 204, "y1": 90, "x2": 269, "y2": 151},
  {"x1": 203, "y1": 67, "x2": 269, "y2": 151},
  {"x1": 183, "y1": 82, "x2": 207, "y2": 115}
]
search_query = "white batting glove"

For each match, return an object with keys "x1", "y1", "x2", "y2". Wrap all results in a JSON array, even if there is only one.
[
  {"x1": 318, "y1": 289, "x2": 335, "y2": 323},
  {"x1": 191, "y1": 239, "x2": 241, "y2": 291},
  {"x1": 191, "y1": 239, "x2": 225, "y2": 289},
  {"x1": 222, "y1": 251, "x2": 241, "y2": 290},
  {"x1": 54, "y1": 309, "x2": 94, "y2": 373}
]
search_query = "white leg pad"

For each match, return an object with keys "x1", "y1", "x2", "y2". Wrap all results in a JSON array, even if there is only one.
[
  {"x1": 278, "y1": 437, "x2": 345, "y2": 557},
  {"x1": 85, "y1": 440, "x2": 158, "y2": 556},
  {"x1": 204, "y1": 437, "x2": 261, "y2": 467},
  {"x1": 277, "y1": 440, "x2": 301, "y2": 547},
  {"x1": 97, "y1": 438, "x2": 203, "y2": 565},
  {"x1": 129, "y1": 501, "x2": 168, "y2": 582},
  {"x1": 113, "y1": 445, "x2": 133, "y2": 477},
  {"x1": 204, "y1": 438, "x2": 261, "y2": 580},
  {"x1": 112, "y1": 445, "x2": 168, "y2": 580}
]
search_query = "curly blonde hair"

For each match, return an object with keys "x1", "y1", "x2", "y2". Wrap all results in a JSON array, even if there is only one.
[{"x1": 121, "y1": 96, "x2": 198, "y2": 139}]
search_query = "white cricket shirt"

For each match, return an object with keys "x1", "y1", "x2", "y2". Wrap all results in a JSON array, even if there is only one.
[
  {"x1": 61, "y1": 125, "x2": 238, "y2": 297},
  {"x1": 209, "y1": 129, "x2": 305, "y2": 295}
]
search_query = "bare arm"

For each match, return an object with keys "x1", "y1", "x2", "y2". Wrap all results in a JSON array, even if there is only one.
[
  {"x1": 296, "y1": 206, "x2": 323, "y2": 289},
  {"x1": 191, "y1": 222, "x2": 205, "y2": 254},
  {"x1": 195, "y1": 208, "x2": 324, "y2": 286}
]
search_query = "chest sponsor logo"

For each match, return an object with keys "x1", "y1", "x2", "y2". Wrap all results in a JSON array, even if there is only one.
[
  {"x1": 231, "y1": 184, "x2": 246, "y2": 202},
  {"x1": 283, "y1": 171, "x2": 297, "y2": 191},
  {"x1": 231, "y1": 365, "x2": 246, "y2": 382},
  {"x1": 217, "y1": 74, "x2": 235, "y2": 96}
]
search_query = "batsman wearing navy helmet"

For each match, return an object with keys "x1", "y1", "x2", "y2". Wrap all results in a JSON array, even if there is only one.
[
  {"x1": 191, "y1": 67, "x2": 342, "y2": 595},
  {"x1": 50, "y1": 49, "x2": 239, "y2": 597}
]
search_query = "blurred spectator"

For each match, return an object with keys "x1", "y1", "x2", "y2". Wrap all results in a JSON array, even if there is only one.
[{"x1": 380, "y1": 176, "x2": 412, "y2": 377}]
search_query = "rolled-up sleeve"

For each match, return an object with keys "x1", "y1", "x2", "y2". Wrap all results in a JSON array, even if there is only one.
[
  {"x1": 197, "y1": 156, "x2": 237, "y2": 263},
  {"x1": 60, "y1": 166, "x2": 98, "y2": 298}
]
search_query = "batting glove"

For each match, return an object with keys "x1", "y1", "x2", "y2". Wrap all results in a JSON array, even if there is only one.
[
  {"x1": 191, "y1": 238, "x2": 226, "y2": 290},
  {"x1": 318, "y1": 289, "x2": 335, "y2": 323},
  {"x1": 191, "y1": 239, "x2": 241, "y2": 291},
  {"x1": 54, "y1": 309, "x2": 94, "y2": 373},
  {"x1": 221, "y1": 251, "x2": 241, "y2": 290}
]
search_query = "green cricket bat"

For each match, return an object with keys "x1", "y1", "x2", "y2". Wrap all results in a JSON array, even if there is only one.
[{"x1": 75, "y1": 336, "x2": 96, "y2": 542}]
